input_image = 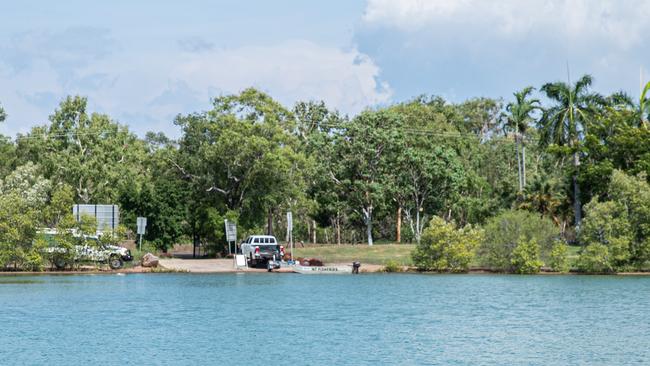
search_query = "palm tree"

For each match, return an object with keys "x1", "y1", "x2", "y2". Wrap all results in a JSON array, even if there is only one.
[
  {"x1": 506, "y1": 87, "x2": 541, "y2": 192},
  {"x1": 639, "y1": 81, "x2": 650, "y2": 128},
  {"x1": 518, "y1": 177, "x2": 562, "y2": 227},
  {"x1": 539, "y1": 74, "x2": 604, "y2": 228}
]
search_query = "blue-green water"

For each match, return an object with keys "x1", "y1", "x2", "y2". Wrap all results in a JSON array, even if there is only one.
[{"x1": 1, "y1": 273, "x2": 650, "y2": 365}]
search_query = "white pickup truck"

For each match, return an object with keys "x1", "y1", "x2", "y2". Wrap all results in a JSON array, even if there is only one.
[{"x1": 239, "y1": 235, "x2": 284, "y2": 269}]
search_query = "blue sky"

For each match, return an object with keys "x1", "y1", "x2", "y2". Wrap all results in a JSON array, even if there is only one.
[{"x1": 1, "y1": 0, "x2": 650, "y2": 137}]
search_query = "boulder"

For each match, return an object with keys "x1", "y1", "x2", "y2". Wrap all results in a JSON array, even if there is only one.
[{"x1": 141, "y1": 253, "x2": 159, "y2": 268}]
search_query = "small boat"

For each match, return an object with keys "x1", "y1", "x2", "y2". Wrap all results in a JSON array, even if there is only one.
[{"x1": 292, "y1": 265, "x2": 353, "y2": 274}]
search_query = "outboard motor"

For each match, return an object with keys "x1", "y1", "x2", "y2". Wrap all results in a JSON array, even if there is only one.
[{"x1": 352, "y1": 261, "x2": 361, "y2": 274}]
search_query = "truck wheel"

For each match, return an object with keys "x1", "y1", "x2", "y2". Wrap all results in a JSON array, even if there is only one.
[
  {"x1": 53, "y1": 256, "x2": 67, "y2": 270},
  {"x1": 109, "y1": 255, "x2": 123, "y2": 270}
]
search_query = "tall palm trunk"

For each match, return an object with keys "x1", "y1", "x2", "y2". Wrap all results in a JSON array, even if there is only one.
[
  {"x1": 572, "y1": 151, "x2": 582, "y2": 228},
  {"x1": 522, "y1": 143, "x2": 527, "y2": 187},
  {"x1": 515, "y1": 134, "x2": 523, "y2": 192}
]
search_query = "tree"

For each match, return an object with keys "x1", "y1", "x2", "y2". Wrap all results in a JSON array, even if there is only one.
[
  {"x1": 579, "y1": 199, "x2": 632, "y2": 267},
  {"x1": 0, "y1": 162, "x2": 51, "y2": 209},
  {"x1": 639, "y1": 81, "x2": 650, "y2": 128},
  {"x1": 412, "y1": 216, "x2": 482, "y2": 272},
  {"x1": 15, "y1": 96, "x2": 148, "y2": 204},
  {"x1": 388, "y1": 99, "x2": 465, "y2": 244},
  {"x1": 0, "y1": 193, "x2": 41, "y2": 270},
  {"x1": 175, "y1": 89, "x2": 308, "y2": 247},
  {"x1": 334, "y1": 110, "x2": 402, "y2": 245},
  {"x1": 506, "y1": 87, "x2": 540, "y2": 191},
  {"x1": 540, "y1": 74, "x2": 604, "y2": 228},
  {"x1": 480, "y1": 210, "x2": 559, "y2": 272},
  {"x1": 0, "y1": 103, "x2": 6, "y2": 123}
]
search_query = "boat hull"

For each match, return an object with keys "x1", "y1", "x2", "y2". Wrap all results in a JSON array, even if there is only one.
[{"x1": 293, "y1": 265, "x2": 352, "y2": 274}]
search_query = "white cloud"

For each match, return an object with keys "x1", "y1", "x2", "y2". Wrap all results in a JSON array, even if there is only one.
[
  {"x1": 0, "y1": 36, "x2": 391, "y2": 137},
  {"x1": 363, "y1": 0, "x2": 650, "y2": 49},
  {"x1": 173, "y1": 40, "x2": 391, "y2": 115}
]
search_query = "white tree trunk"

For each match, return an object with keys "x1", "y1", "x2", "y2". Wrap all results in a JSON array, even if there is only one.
[{"x1": 362, "y1": 206, "x2": 373, "y2": 246}]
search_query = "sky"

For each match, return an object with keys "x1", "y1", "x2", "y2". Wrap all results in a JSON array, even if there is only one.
[{"x1": 2, "y1": 0, "x2": 650, "y2": 137}]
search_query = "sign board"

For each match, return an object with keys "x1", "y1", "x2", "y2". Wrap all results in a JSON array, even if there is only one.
[
  {"x1": 235, "y1": 254, "x2": 246, "y2": 267},
  {"x1": 286, "y1": 211, "x2": 293, "y2": 231},
  {"x1": 73, "y1": 204, "x2": 119, "y2": 233},
  {"x1": 225, "y1": 220, "x2": 237, "y2": 242},
  {"x1": 136, "y1": 217, "x2": 147, "y2": 235}
]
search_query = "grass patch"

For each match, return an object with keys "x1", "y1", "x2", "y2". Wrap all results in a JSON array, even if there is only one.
[{"x1": 293, "y1": 244, "x2": 414, "y2": 266}]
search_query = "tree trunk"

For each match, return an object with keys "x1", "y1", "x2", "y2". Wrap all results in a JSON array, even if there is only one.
[
  {"x1": 522, "y1": 143, "x2": 527, "y2": 187},
  {"x1": 312, "y1": 220, "x2": 317, "y2": 244},
  {"x1": 363, "y1": 206, "x2": 373, "y2": 246},
  {"x1": 267, "y1": 209, "x2": 273, "y2": 235},
  {"x1": 573, "y1": 151, "x2": 582, "y2": 228},
  {"x1": 336, "y1": 215, "x2": 341, "y2": 245},
  {"x1": 516, "y1": 133, "x2": 523, "y2": 192},
  {"x1": 396, "y1": 206, "x2": 402, "y2": 243},
  {"x1": 415, "y1": 209, "x2": 421, "y2": 244}
]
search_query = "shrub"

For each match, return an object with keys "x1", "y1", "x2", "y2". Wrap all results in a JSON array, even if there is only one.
[
  {"x1": 579, "y1": 199, "x2": 632, "y2": 268},
  {"x1": 480, "y1": 210, "x2": 559, "y2": 272},
  {"x1": 549, "y1": 241, "x2": 570, "y2": 273},
  {"x1": 510, "y1": 237, "x2": 543, "y2": 274},
  {"x1": 383, "y1": 260, "x2": 403, "y2": 273},
  {"x1": 576, "y1": 244, "x2": 612, "y2": 273},
  {"x1": 412, "y1": 216, "x2": 483, "y2": 272}
]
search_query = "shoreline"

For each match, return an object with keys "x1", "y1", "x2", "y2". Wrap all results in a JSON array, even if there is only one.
[{"x1": 3, "y1": 264, "x2": 650, "y2": 276}]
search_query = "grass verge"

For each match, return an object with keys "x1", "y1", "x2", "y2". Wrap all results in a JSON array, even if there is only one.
[{"x1": 293, "y1": 244, "x2": 414, "y2": 266}]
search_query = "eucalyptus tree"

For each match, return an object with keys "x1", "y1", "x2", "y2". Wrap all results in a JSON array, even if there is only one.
[
  {"x1": 294, "y1": 100, "x2": 346, "y2": 244},
  {"x1": 539, "y1": 74, "x2": 604, "y2": 228},
  {"x1": 334, "y1": 109, "x2": 402, "y2": 245},
  {"x1": 389, "y1": 99, "x2": 465, "y2": 244},
  {"x1": 15, "y1": 96, "x2": 148, "y2": 204},
  {"x1": 506, "y1": 87, "x2": 541, "y2": 192},
  {"x1": 175, "y1": 88, "x2": 308, "y2": 238}
]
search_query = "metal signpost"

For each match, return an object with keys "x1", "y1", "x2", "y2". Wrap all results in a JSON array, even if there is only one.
[
  {"x1": 287, "y1": 211, "x2": 293, "y2": 261},
  {"x1": 136, "y1": 217, "x2": 147, "y2": 251},
  {"x1": 224, "y1": 220, "x2": 237, "y2": 255}
]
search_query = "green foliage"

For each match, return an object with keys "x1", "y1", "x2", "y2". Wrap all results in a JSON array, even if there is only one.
[
  {"x1": 383, "y1": 260, "x2": 403, "y2": 273},
  {"x1": 44, "y1": 184, "x2": 75, "y2": 227},
  {"x1": 0, "y1": 193, "x2": 40, "y2": 270},
  {"x1": 577, "y1": 244, "x2": 613, "y2": 273},
  {"x1": 3, "y1": 78, "x2": 650, "y2": 272},
  {"x1": 412, "y1": 216, "x2": 483, "y2": 272},
  {"x1": 510, "y1": 237, "x2": 543, "y2": 274},
  {"x1": 0, "y1": 162, "x2": 51, "y2": 209},
  {"x1": 480, "y1": 210, "x2": 559, "y2": 272},
  {"x1": 579, "y1": 199, "x2": 632, "y2": 267},
  {"x1": 549, "y1": 241, "x2": 570, "y2": 272},
  {"x1": 77, "y1": 214, "x2": 98, "y2": 237}
]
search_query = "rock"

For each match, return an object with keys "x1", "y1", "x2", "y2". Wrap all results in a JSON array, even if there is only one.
[
  {"x1": 308, "y1": 258, "x2": 324, "y2": 267},
  {"x1": 141, "y1": 253, "x2": 159, "y2": 268},
  {"x1": 298, "y1": 258, "x2": 324, "y2": 266}
]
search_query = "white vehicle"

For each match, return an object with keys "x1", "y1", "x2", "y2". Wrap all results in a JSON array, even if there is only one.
[
  {"x1": 39, "y1": 230, "x2": 133, "y2": 270},
  {"x1": 239, "y1": 235, "x2": 284, "y2": 269}
]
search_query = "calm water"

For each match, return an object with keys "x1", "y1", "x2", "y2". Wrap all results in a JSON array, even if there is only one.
[{"x1": 1, "y1": 273, "x2": 649, "y2": 365}]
